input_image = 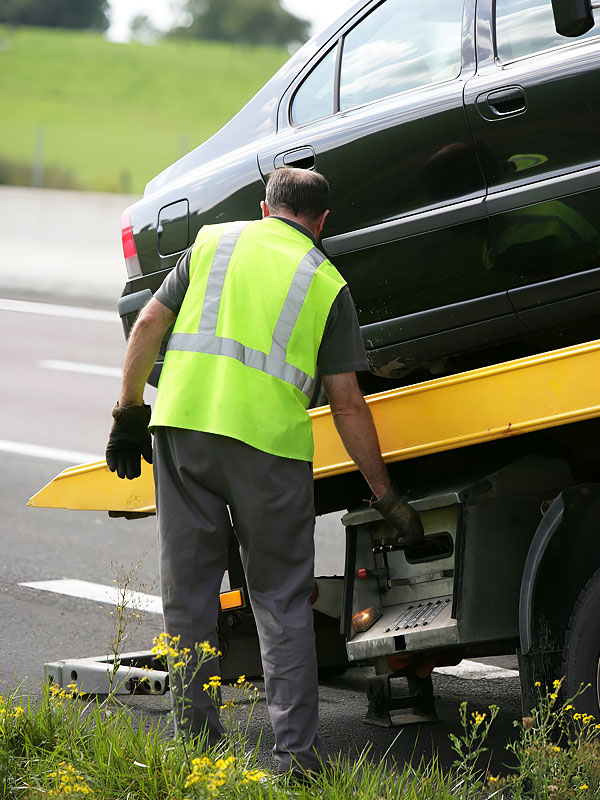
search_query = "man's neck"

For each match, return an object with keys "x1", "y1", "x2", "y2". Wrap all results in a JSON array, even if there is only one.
[{"x1": 269, "y1": 215, "x2": 318, "y2": 246}]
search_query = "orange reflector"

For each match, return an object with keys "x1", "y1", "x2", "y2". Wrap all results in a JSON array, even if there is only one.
[{"x1": 220, "y1": 588, "x2": 245, "y2": 611}]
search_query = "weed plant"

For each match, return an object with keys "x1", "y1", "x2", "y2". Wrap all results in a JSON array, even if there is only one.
[{"x1": 2, "y1": 664, "x2": 600, "y2": 799}]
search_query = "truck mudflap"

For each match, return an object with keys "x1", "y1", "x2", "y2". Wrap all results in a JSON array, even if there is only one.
[{"x1": 518, "y1": 484, "x2": 600, "y2": 717}]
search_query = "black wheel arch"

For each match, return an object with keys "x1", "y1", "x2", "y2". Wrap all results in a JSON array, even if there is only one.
[{"x1": 519, "y1": 484, "x2": 600, "y2": 709}]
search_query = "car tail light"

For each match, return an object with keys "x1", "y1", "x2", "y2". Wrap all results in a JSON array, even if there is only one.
[{"x1": 121, "y1": 210, "x2": 142, "y2": 278}]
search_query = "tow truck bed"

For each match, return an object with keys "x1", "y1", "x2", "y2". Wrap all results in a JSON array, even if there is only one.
[{"x1": 28, "y1": 337, "x2": 600, "y2": 513}]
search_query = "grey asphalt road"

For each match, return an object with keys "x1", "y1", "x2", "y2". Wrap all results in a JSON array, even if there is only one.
[{"x1": 0, "y1": 297, "x2": 524, "y2": 775}]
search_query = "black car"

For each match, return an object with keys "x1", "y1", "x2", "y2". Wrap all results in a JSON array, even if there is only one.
[{"x1": 119, "y1": 0, "x2": 600, "y2": 390}]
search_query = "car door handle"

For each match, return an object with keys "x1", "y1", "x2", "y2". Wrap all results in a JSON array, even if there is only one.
[
  {"x1": 273, "y1": 146, "x2": 316, "y2": 170},
  {"x1": 485, "y1": 86, "x2": 526, "y2": 117}
]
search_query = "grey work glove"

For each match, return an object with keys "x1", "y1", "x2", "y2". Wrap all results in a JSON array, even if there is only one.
[
  {"x1": 106, "y1": 403, "x2": 152, "y2": 480},
  {"x1": 370, "y1": 483, "x2": 424, "y2": 547}
]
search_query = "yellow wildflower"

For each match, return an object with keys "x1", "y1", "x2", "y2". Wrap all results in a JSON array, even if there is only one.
[
  {"x1": 47, "y1": 762, "x2": 92, "y2": 796},
  {"x1": 151, "y1": 632, "x2": 181, "y2": 659},
  {"x1": 49, "y1": 683, "x2": 82, "y2": 700},
  {"x1": 242, "y1": 768, "x2": 267, "y2": 783},
  {"x1": 534, "y1": 681, "x2": 541, "y2": 687},
  {"x1": 185, "y1": 755, "x2": 236, "y2": 795}
]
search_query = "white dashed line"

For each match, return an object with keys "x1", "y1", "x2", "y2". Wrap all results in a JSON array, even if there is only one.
[
  {"x1": 0, "y1": 298, "x2": 117, "y2": 323},
  {"x1": 19, "y1": 579, "x2": 162, "y2": 614},
  {"x1": 0, "y1": 439, "x2": 100, "y2": 463},
  {"x1": 38, "y1": 359, "x2": 122, "y2": 378}
]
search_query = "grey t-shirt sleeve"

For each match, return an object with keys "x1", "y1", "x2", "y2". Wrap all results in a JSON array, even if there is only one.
[
  {"x1": 317, "y1": 285, "x2": 370, "y2": 374},
  {"x1": 153, "y1": 247, "x2": 192, "y2": 313}
]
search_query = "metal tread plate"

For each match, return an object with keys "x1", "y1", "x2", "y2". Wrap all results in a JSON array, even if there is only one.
[
  {"x1": 385, "y1": 597, "x2": 452, "y2": 631},
  {"x1": 347, "y1": 595, "x2": 457, "y2": 661}
]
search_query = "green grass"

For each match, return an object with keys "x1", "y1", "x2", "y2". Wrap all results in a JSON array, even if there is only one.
[
  {"x1": 0, "y1": 27, "x2": 288, "y2": 193},
  {"x1": 4, "y1": 677, "x2": 600, "y2": 799}
]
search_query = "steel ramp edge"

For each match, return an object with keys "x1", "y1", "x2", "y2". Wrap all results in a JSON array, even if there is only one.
[
  {"x1": 27, "y1": 458, "x2": 155, "y2": 512},
  {"x1": 28, "y1": 337, "x2": 600, "y2": 512}
]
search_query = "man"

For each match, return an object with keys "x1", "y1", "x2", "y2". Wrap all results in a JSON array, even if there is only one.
[{"x1": 106, "y1": 167, "x2": 422, "y2": 774}]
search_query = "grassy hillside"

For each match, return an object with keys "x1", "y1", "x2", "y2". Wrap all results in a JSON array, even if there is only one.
[{"x1": 0, "y1": 26, "x2": 288, "y2": 194}]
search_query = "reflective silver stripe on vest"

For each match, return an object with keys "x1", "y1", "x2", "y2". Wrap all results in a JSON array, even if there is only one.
[
  {"x1": 166, "y1": 222, "x2": 328, "y2": 398},
  {"x1": 198, "y1": 221, "x2": 250, "y2": 335},
  {"x1": 167, "y1": 333, "x2": 316, "y2": 396}
]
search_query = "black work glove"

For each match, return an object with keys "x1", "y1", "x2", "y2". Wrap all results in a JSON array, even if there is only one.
[
  {"x1": 108, "y1": 510, "x2": 155, "y2": 519},
  {"x1": 106, "y1": 403, "x2": 152, "y2": 480},
  {"x1": 370, "y1": 482, "x2": 424, "y2": 547}
]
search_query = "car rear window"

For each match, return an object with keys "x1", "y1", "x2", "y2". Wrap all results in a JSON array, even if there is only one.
[
  {"x1": 291, "y1": 47, "x2": 337, "y2": 126},
  {"x1": 339, "y1": 0, "x2": 464, "y2": 111},
  {"x1": 496, "y1": 0, "x2": 599, "y2": 62},
  {"x1": 290, "y1": 0, "x2": 464, "y2": 126}
]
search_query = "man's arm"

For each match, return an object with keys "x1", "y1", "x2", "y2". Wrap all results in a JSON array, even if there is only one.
[
  {"x1": 322, "y1": 372, "x2": 390, "y2": 499},
  {"x1": 105, "y1": 297, "x2": 176, "y2": 480},
  {"x1": 322, "y1": 371, "x2": 424, "y2": 545},
  {"x1": 119, "y1": 297, "x2": 176, "y2": 406}
]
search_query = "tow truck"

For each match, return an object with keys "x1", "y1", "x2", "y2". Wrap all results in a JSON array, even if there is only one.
[{"x1": 30, "y1": 336, "x2": 600, "y2": 724}]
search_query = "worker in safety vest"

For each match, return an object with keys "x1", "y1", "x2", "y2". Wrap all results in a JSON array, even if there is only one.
[{"x1": 106, "y1": 167, "x2": 423, "y2": 776}]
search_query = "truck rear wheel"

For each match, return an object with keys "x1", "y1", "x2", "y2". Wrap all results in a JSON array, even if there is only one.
[{"x1": 563, "y1": 568, "x2": 600, "y2": 716}]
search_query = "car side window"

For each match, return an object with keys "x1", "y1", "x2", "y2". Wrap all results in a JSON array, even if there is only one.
[
  {"x1": 339, "y1": 0, "x2": 464, "y2": 112},
  {"x1": 496, "y1": 0, "x2": 599, "y2": 62},
  {"x1": 291, "y1": 47, "x2": 337, "y2": 126}
]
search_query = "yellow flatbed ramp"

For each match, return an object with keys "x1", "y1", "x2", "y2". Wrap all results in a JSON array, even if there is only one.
[{"x1": 28, "y1": 338, "x2": 600, "y2": 514}]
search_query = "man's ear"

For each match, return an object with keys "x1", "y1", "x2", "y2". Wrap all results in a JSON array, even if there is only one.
[
  {"x1": 315, "y1": 209, "x2": 330, "y2": 237},
  {"x1": 261, "y1": 201, "x2": 271, "y2": 218}
]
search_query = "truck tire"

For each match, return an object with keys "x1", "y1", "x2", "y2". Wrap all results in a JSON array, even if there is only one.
[{"x1": 563, "y1": 568, "x2": 600, "y2": 717}]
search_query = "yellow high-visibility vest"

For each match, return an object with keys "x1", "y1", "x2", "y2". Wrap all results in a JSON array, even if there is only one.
[{"x1": 150, "y1": 217, "x2": 346, "y2": 461}]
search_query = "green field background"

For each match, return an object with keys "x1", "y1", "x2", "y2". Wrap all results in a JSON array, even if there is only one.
[{"x1": 0, "y1": 26, "x2": 288, "y2": 194}]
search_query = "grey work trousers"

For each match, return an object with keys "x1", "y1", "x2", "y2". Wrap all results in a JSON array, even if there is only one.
[{"x1": 153, "y1": 426, "x2": 323, "y2": 772}]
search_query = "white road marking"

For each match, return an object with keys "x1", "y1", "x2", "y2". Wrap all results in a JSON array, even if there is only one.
[
  {"x1": 0, "y1": 439, "x2": 100, "y2": 463},
  {"x1": 19, "y1": 579, "x2": 162, "y2": 614},
  {"x1": 435, "y1": 660, "x2": 519, "y2": 680},
  {"x1": 0, "y1": 297, "x2": 117, "y2": 323},
  {"x1": 38, "y1": 359, "x2": 122, "y2": 378}
]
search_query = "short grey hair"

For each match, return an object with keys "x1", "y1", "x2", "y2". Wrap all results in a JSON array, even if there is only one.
[{"x1": 265, "y1": 167, "x2": 329, "y2": 220}]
